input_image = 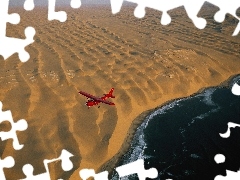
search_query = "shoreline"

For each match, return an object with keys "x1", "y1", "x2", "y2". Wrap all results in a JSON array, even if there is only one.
[
  {"x1": 98, "y1": 73, "x2": 240, "y2": 177},
  {"x1": 2, "y1": 6, "x2": 240, "y2": 179}
]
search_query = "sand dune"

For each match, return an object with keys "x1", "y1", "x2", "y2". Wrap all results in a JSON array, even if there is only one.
[{"x1": 0, "y1": 4, "x2": 240, "y2": 179}]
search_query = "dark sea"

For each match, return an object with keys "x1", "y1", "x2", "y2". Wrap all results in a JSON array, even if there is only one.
[{"x1": 111, "y1": 75, "x2": 240, "y2": 180}]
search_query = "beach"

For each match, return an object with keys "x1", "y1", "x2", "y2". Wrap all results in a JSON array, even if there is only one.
[{"x1": 0, "y1": 4, "x2": 240, "y2": 179}]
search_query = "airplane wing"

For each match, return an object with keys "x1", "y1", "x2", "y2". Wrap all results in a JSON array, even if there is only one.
[
  {"x1": 97, "y1": 98, "x2": 115, "y2": 105},
  {"x1": 79, "y1": 91, "x2": 115, "y2": 105},
  {"x1": 79, "y1": 91, "x2": 98, "y2": 100}
]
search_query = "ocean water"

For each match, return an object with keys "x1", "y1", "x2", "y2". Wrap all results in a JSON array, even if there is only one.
[{"x1": 111, "y1": 76, "x2": 240, "y2": 180}]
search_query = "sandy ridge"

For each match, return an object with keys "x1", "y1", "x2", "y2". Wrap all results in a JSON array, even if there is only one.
[{"x1": 0, "y1": 5, "x2": 239, "y2": 179}]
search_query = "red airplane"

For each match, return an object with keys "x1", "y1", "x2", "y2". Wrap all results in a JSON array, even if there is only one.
[{"x1": 79, "y1": 88, "x2": 115, "y2": 108}]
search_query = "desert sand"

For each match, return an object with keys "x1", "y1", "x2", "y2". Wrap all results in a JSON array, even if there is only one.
[{"x1": 0, "y1": 3, "x2": 240, "y2": 179}]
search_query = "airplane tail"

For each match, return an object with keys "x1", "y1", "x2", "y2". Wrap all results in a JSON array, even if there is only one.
[{"x1": 104, "y1": 88, "x2": 115, "y2": 98}]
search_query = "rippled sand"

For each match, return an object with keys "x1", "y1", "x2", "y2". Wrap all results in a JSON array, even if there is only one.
[{"x1": 0, "y1": 4, "x2": 240, "y2": 179}]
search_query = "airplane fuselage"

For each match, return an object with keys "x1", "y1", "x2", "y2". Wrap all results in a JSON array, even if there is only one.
[
  {"x1": 86, "y1": 96, "x2": 110, "y2": 107},
  {"x1": 79, "y1": 88, "x2": 115, "y2": 108},
  {"x1": 86, "y1": 100, "x2": 98, "y2": 107}
]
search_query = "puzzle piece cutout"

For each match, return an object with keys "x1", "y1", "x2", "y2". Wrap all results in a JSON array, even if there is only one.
[
  {"x1": 215, "y1": 170, "x2": 240, "y2": 180},
  {"x1": 79, "y1": 169, "x2": 109, "y2": 180},
  {"x1": 219, "y1": 122, "x2": 240, "y2": 138},
  {"x1": 0, "y1": 156, "x2": 14, "y2": 180},
  {"x1": 0, "y1": 0, "x2": 82, "y2": 62},
  {"x1": 209, "y1": 0, "x2": 240, "y2": 35},
  {"x1": 48, "y1": 0, "x2": 81, "y2": 22},
  {"x1": 24, "y1": 0, "x2": 81, "y2": 22},
  {"x1": 232, "y1": 83, "x2": 240, "y2": 96},
  {"x1": 20, "y1": 149, "x2": 74, "y2": 180},
  {"x1": 48, "y1": 0, "x2": 67, "y2": 22},
  {"x1": 79, "y1": 159, "x2": 158, "y2": 180},
  {"x1": 214, "y1": 81, "x2": 240, "y2": 180},
  {"x1": 110, "y1": 0, "x2": 240, "y2": 36},
  {"x1": 71, "y1": 0, "x2": 82, "y2": 9},
  {"x1": 0, "y1": 101, "x2": 28, "y2": 150},
  {"x1": 116, "y1": 159, "x2": 158, "y2": 180},
  {"x1": 0, "y1": 0, "x2": 36, "y2": 62},
  {"x1": 24, "y1": 0, "x2": 35, "y2": 11},
  {"x1": 214, "y1": 154, "x2": 240, "y2": 180},
  {"x1": 214, "y1": 154, "x2": 226, "y2": 164}
]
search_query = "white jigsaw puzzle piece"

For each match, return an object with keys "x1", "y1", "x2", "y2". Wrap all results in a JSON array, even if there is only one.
[
  {"x1": 208, "y1": 0, "x2": 240, "y2": 22},
  {"x1": 111, "y1": 0, "x2": 183, "y2": 25},
  {"x1": 48, "y1": 0, "x2": 67, "y2": 22},
  {"x1": 214, "y1": 80, "x2": 240, "y2": 180},
  {"x1": 20, "y1": 149, "x2": 74, "y2": 180},
  {"x1": 71, "y1": 0, "x2": 81, "y2": 9},
  {"x1": 43, "y1": 149, "x2": 74, "y2": 171},
  {"x1": 232, "y1": 22, "x2": 240, "y2": 36},
  {"x1": 116, "y1": 159, "x2": 158, "y2": 180},
  {"x1": 214, "y1": 154, "x2": 240, "y2": 180},
  {"x1": 185, "y1": 0, "x2": 240, "y2": 33},
  {"x1": 232, "y1": 83, "x2": 240, "y2": 96},
  {"x1": 21, "y1": 164, "x2": 51, "y2": 180},
  {"x1": 215, "y1": 170, "x2": 240, "y2": 180},
  {"x1": 48, "y1": 0, "x2": 81, "y2": 22},
  {"x1": 0, "y1": 0, "x2": 35, "y2": 62},
  {"x1": 208, "y1": 0, "x2": 240, "y2": 36},
  {"x1": 0, "y1": 101, "x2": 28, "y2": 150},
  {"x1": 220, "y1": 122, "x2": 240, "y2": 138},
  {"x1": 110, "y1": 0, "x2": 240, "y2": 35},
  {"x1": 79, "y1": 169, "x2": 109, "y2": 180},
  {"x1": 214, "y1": 154, "x2": 226, "y2": 164},
  {"x1": 183, "y1": 0, "x2": 207, "y2": 29},
  {"x1": 0, "y1": 156, "x2": 14, "y2": 180},
  {"x1": 24, "y1": 0, "x2": 35, "y2": 11}
]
